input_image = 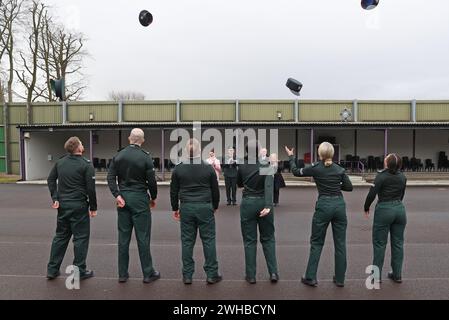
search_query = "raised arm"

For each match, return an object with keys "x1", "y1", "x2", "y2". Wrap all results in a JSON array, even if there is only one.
[{"x1": 285, "y1": 146, "x2": 313, "y2": 177}]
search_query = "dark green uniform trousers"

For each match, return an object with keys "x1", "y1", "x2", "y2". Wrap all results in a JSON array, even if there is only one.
[
  {"x1": 225, "y1": 176, "x2": 237, "y2": 203},
  {"x1": 373, "y1": 200, "x2": 407, "y2": 279},
  {"x1": 47, "y1": 202, "x2": 90, "y2": 275},
  {"x1": 240, "y1": 197, "x2": 278, "y2": 278},
  {"x1": 305, "y1": 196, "x2": 347, "y2": 283},
  {"x1": 180, "y1": 202, "x2": 219, "y2": 278},
  {"x1": 117, "y1": 191, "x2": 154, "y2": 278}
]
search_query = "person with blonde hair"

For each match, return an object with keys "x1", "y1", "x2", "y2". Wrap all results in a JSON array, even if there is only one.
[
  {"x1": 364, "y1": 153, "x2": 407, "y2": 284},
  {"x1": 285, "y1": 142, "x2": 353, "y2": 287}
]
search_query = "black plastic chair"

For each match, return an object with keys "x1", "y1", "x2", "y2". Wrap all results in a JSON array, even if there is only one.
[
  {"x1": 425, "y1": 159, "x2": 435, "y2": 171},
  {"x1": 367, "y1": 156, "x2": 375, "y2": 172},
  {"x1": 402, "y1": 157, "x2": 410, "y2": 171}
]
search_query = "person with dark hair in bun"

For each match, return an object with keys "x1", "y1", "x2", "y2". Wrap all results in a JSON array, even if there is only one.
[{"x1": 364, "y1": 153, "x2": 407, "y2": 284}]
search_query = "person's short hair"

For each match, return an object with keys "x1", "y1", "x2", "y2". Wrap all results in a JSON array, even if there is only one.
[
  {"x1": 186, "y1": 138, "x2": 201, "y2": 157},
  {"x1": 385, "y1": 153, "x2": 402, "y2": 174},
  {"x1": 64, "y1": 136, "x2": 82, "y2": 154},
  {"x1": 318, "y1": 142, "x2": 334, "y2": 167},
  {"x1": 129, "y1": 128, "x2": 145, "y2": 144}
]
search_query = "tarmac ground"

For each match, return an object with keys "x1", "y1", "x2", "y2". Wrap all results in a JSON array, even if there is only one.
[{"x1": 0, "y1": 184, "x2": 448, "y2": 300}]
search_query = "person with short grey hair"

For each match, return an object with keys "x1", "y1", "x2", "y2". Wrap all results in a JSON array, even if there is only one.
[{"x1": 107, "y1": 128, "x2": 159, "y2": 284}]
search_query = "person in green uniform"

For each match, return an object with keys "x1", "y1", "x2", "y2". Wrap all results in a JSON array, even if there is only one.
[
  {"x1": 364, "y1": 153, "x2": 407, "y2": 283},
  {"x1": 237, "y1": 143, "x2": 278, "y2": 284},
  {"x1": 107, "y1": 128, "x2": 159, "y2": 284},
  {"x1": 47, "y1": 136, "x2": 97, "y2": 280},
  {"x1": 285, "y1": 142, "x2": 353, "y2": 287},
  {"x1": 223, "y1": 147, "x2": 238, "y2": 205},
  {"x1": 170, "y1": 138, "x2": 222, "y2": 285}
]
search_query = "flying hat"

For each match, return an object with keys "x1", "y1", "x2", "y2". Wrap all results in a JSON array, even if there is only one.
[
  {"x1": 361, "y1": 0, "x2": 380, "y2": 10},
  {"x1": 139, "y1": 10, "x2": 153, "y2": 27},
  {"x1": 286, "y1": 78, "x2": 303, "y2": 96}
]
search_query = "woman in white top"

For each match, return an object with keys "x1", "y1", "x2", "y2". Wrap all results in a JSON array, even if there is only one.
[{"x1": 207, "y1": 149, "x2": 222, "y2": 181}]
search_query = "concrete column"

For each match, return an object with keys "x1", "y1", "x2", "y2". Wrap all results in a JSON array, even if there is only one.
[
  {"x1": 176, "y1": 100, "x2": 181, "y2": 122},
  {"x1": 118, "y1": 100, "x2": 123, "y2": 123},
  {"x1": 3, "y1": 102, "x2": 9, "y2": 174},
  {"x1": 411, "y1": 99, "x2": 417, "y2": 122},
  {"x1": 353, "y1": 100, "x2": 358, "y2": 122},
  {"x1": 161, "y1": 128, "x2": 165, "y2": 181},
  {"x1": 19, "y1": 129, "x2": 25, "y2": 180},
  {"x1": 235, "y1": 100, "x2": 240, "y2": 122},
  {"x1": 89, "y1": 130, "x2": 94, "y2": 163},
  {"x1": 62, "y1": 101, "x2": 67, "y2": 124},
  {"x1": 310, "y1": 128, "x2": 314, "y2": 163},
  {"x1": 294, "y1": 100, "x2": 299, "y2": 122}
]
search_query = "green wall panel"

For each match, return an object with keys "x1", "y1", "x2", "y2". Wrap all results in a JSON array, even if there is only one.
[
  {"x1": 0, "y1": 158, "x2": 6, "y2": 172},
  {"x1": 32, "y1": 104, "x2": 62, "y2": 124},
  {"x1": 124, "y1": 103, "x2": 176, "y2": 122}
]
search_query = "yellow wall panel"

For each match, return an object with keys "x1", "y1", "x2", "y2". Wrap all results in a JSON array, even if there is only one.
[
  {"x1": 124, "y1": 103, "x2": 176, "y2": 122},
  {"x1": 359, "y1": 103, "x2": 410, "y2": 121}
]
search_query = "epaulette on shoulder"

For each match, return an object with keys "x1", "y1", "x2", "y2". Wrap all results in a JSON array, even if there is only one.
[
  {"x1": 377, "y1": 168, "x2": 387, "y2": 173},
  {"x1": 312, "y1": 162, "x2": 319, "y2": 167},
  {"x1": 141, "y1": 148, "x2": 150, "y2": 155},
  {"x1": 59, "y1": 154, "x2": 69, "y2": 160},
  {"x1": 82, "y1": 157, "x2": 91, "y2": 163}
]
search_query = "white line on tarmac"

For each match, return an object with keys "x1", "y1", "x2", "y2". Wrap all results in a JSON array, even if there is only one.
[
  {"x1": 0, "y1": 241, "x2": 448, "y2": 247},
  {"x1": 0, "y1": 274, "x2": 448, "y2": 282}
]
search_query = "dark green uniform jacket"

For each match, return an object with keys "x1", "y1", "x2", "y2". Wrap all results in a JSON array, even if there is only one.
[
  {"x1": 289, "y1": 156, "x2": 353, "y2": 196},
  {"x1": 364, "y1": 169, "x2": 407, "y2": 211},
  {"x1": 107, "y1": 144, "x2": 157, "y2": 199},
  {"x1": 47, "y1": 154, "x2": 97, "y2": 211},
  {"x1": 170, "y1": 158, "x2": 220, "y2": 211},
  {"x1": 237, "y1": 162, "x2": 274, "y2": 209}
]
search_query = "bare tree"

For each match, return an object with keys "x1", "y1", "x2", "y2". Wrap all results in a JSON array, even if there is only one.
[
  {"x1": 11, "y1": 0, "x2": 88, "y2": 102},
  {"x1": 108, "y1": 90, "x2": 146, "y2": 101},
  {"x1": 35, "y1": 17, "x2": 88, "y2": 101},
  {"x1": 0, "y1": 0, "x2": 24, "y2": 103},
  {"x1": 15, "y1": 0, "x2": 46, "y2": 103}
]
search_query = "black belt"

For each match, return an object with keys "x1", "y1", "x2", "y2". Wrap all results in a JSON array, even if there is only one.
[
  {"x1": 318, "y1": 195, "x2": 343, "y2": 199},
  {"x1": 243, "y1": 195, "x2": 264, "y2": 199},
  {"x1": 180, "y1": 201, "x2": 211, "y2": 204},
  {"x1": 378, "y1": 199, "x2": 402, "y2": 204}
]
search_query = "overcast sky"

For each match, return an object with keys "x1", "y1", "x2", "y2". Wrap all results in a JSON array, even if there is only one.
[{"x1": 44, "y1": 0, "x2": 449, "y2": 101}]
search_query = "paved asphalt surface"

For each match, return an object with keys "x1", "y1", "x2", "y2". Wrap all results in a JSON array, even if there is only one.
[{"x1": 0, "y1": 184, "x2": 448, "y2": 300}]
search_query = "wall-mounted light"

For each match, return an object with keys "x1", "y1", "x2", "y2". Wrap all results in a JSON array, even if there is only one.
[
  {"x1": 89, "y1": 113, "x2": 94, "y2": 121},
  {"x1": 340, "y1": 108, "x2": 352, "y2": 122},
  {"x1": 277, "y1": 111, "x2": 282, "y2": 120},
  {"x1": 24, "y1": 132, "x2": 31, "y2": 139}
]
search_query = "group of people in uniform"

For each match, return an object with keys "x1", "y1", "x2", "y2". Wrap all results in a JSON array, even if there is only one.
[{"x1": 46, "y1": 128, "x2": 407, "y2": 287}]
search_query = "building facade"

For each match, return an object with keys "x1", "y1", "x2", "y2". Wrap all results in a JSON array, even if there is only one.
[{"x1": 2, "y1": 99, "x2": 449, "y2": 180}]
